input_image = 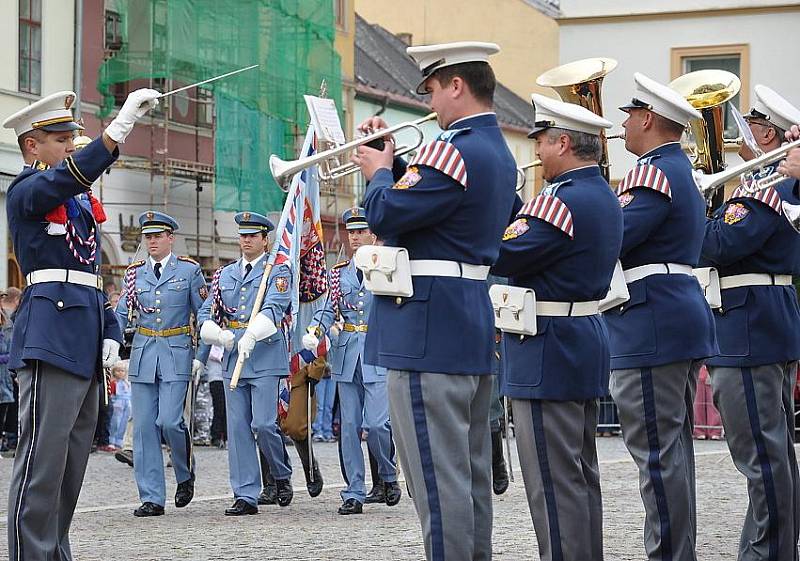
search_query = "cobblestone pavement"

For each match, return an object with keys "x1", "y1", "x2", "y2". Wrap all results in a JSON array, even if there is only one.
[{"x1": 0, "y1": 437, "x2": 769, "y2": 560}]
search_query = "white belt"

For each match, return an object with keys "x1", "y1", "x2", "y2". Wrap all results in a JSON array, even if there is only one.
[
  {"x1": 720, "y1": 273, "x2": 792, "y2": 290},
  {"x1": 409, "y1": 260, "x2": 490, "y2": 281},
  {"x1": 26, "y1": 269, "x2": 103, "y2": 290},
  {"x1": 536, "y1": 300, "x2": 600, "y2": 317},
  {"x1": 623, "y1": 263, "x2": 693, "y2": 284}
]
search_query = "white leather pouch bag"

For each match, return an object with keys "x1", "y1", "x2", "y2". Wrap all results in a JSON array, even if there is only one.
[
  {"x1": 354, "y1": 245, "x2": 414, "y2": 297},
  {"x1": 489, "y1": 284, "x2": 537, "y2": 336}
]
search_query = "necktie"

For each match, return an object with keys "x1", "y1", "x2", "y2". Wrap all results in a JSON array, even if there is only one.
[
  {"x1": 154, "y1": 262, "x2": 162, "y2": 279},
  {"x1": 245, "y1": 263, "x2": 253, "y2": 278},
  {"x1": 356, "y1": 268, "x2": 363, "y2": 285}
]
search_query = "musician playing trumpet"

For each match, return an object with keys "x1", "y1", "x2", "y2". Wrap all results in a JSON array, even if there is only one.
[{"x1": 700, "y1": 86, "x2": 800, "y2": 561}]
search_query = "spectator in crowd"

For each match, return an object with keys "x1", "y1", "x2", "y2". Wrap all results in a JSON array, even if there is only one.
[
  {"x1": 109, "y1": 361, "x2": 132, "y2": 449},
  {"x1": 312, "y1": 369, "x2": 336, "y2": 443},
  {"x1": 0, "y1": 291, "x2": 15, "y2": 455},
  {"x1": 0, "y1": 288, "x2": 21, "y2": 457},
  {"x1": 693, "y1": 366, "x2": 722, "y2": 440},
  {"x1": 206, "y1": 344, "x2": 227, "y2": 448}
]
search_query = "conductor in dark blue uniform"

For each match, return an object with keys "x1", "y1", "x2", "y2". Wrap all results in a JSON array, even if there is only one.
[
  {"x1": 351, "y1": 41, "x2": 517, "y2": 561},
  {"x1": 3, "y1": 88, "x2": 159, "y2": 561},
  {"x1": 605, "y1": 73, "x2": 718, "y2": 561},
  {"x1": 493, "y1": 94, "x2": 622, "y2": 561},
  {"x1": 702, "y1": 85, "x2": 800, "y2": 561}
]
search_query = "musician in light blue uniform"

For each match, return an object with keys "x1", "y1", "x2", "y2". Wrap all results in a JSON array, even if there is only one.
[
  {"x1": 303, "y1": 207, "x2": 400, "y2": 515},
  {"x1": 702, "y1": 86, "x2": 800, "y2": 561},
  {"x1": 116, "y1": 211, "x2": 206, "y2": 517},
  {"x1": 197, "y1": 212, "x2": 294, "y2": 515}
]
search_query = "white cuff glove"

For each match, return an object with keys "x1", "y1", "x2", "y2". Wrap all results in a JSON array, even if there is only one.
[
  {"x1": 237, "y1": 314, "x2": 278, "y2": 359},
  {"x1": 200, "y1": 320, "x2": 223, "y2": 345},
  {"x1": 102, "y1": 339, "x2": 121, "y2": 369},
  {"x1": 200, "y1": 320, "x2": 235, "y2": 351},
  {"x1": 331, "y1": 320, "x2": 343, "y2": 338},
  {"x1": 105, "y1": 88, "x2": 161, "y2": 143},
  {"x1": 302, "y1": 327, "x2": 320, "y2": 351},
  {"x1": 192, "y1": 359, "x2": 204, "y2": 376}
]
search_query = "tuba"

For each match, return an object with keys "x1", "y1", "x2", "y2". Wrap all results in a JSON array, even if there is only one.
[
  {"x1": 536, "y1": 57, "x2": 618, "y2": 182},
  {"x1": 669, "y1": 69, "x2": 741, "y2": 179}
]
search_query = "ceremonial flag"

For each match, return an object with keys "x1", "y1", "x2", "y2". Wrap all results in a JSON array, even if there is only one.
[{"x1": 270, "y1": 126, "x2": 331, "y2": 417}]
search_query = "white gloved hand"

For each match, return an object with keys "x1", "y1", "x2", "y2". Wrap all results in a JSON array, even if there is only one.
[
  {"x1": 219, "y1": 330, "x2": 235, "y2": 351},
  {"x1": 331, "y1": 320, "x2": 343, "y2": 338},
  {"x1": 102, "y1": 339, "x2": 121, "y2": 368},
  {"x1": 237, "y1": 314, "x2": 277, "y2": 359},
  {"x1": 192, "y1": 359, "x2": 204, "y2": 376},
  {"x1": 105, "y1": 88, "x2": 161, "y2": 143},
  {"x1": 200, "y1": 320, "x2": 223, "y2": 345},
  {"x1": 302, "y1": 330, "x2": 320, "y2": 351}
]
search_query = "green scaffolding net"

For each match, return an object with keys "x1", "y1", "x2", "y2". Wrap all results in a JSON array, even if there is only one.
[{"x1": 97, "y1": 0, "x2": 342, "y2": 212}]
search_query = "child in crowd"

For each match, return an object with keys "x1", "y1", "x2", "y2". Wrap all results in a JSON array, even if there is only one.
[{"x1": 108, "y1": 361, "x2": 132, "y2": 449}]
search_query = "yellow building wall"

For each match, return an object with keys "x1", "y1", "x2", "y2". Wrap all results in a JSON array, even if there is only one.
[{"x1": 354, "y1": 0, "x2": 559, "y2": 100}]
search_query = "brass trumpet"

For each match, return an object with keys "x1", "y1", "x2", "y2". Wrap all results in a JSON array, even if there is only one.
[
  {"x1": 269, "y1": 113, "x2": 438, "y2": 188},
  {"x1": 515, "y1": 132, "x2": 624, "y2": 191},
  {"x1": 694, "y1": 137, "x2": 800, "y2": 198},
  {"x1": 515, "y1": 160, "x2": 542, "y2": 191}
]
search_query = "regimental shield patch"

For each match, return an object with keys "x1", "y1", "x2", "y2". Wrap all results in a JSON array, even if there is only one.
[
  {"x1": 618, "y1": 192, "x2": 635, "y2": 208},
  {"x1": 502, "y1": 218, "x2": 530, "y2": 241},
  {"x1": 394, "y1": 166, "x2": 422, "y2": 190},
  {"x1": 275, "y1": 277, "x2": 289, "y2": 293},
  {"x1": 724, "y1": 203, "x2": 749, "y2": 225}
]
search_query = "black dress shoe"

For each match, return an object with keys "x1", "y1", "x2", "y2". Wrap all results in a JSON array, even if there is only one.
[
  {"x1": 224, "y1": 499, "x2": 258, "y2": 516},
  {"x1": 133, "y1": 502, "x2": 165, "y2": 517},
  {"x1": 337, "y1": 498, "x2": 363, "y2": 515},
  {"x1": 364, "y1": 483, "x2": 385, "y2": 504},
  {"x1": 491, "y1": 430, "x2": 510, "y2": 495},
  {"x1": 258, "y1": 484, "x2": 277, "y2": 505},
  {"x1": 275, "y1": 479, "x2": 293, "y2": 507},
  {"x1": 384, "y1": 481, "x2": 402, "y2": 506},
  {"x1": 305, "y1": 461, "x2": 324, "y2": 498},
  {"x1": 114, "y1": 449, "x2": 134, "y2": 467},
  {"x1": 175, "y1": 477, "x2": 194, "y2": 508}
]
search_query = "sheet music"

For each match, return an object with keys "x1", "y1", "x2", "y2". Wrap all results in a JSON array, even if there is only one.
[{"x1": 305, "y1": 95, "x2": 346, "y2": 145}]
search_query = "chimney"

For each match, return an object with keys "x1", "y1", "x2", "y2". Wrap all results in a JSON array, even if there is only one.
[{"x1": 396, "y1": 32, "x2": 413, "y2": 46}]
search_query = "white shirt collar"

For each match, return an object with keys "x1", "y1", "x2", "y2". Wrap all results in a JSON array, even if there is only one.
[
  {"x1": 150, "y1": 254, "x2": 172, "y2": 271},
  {"x1": 242, "y1": 252, "x2": 266, "y2": 274}
]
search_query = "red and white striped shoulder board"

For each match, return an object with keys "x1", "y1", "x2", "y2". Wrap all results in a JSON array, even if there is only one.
[
  {"x1": 615, "y1": 163, "x2": 671, "y2": 200},
  {"x1": 730, "y1": 184, "x2": 782, "y2": 214},
  {"x1": 518, "y1": 195, "x2": 574, "y2": 239},
  {"x1": 408, "y1": 140, "x2": 467, "y2": 189}
]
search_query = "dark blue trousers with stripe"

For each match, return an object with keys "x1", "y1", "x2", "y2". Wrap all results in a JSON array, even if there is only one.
[
  {"x1": 387, "y1": 370, "x2": 493, "y2": 561},
  {"x1": 710, "y1": 363, "x2": 800, "y2": 561},
  {"x1": 610, "y1": 360, "x2": 700, "y2": 561},
  {"x1": 8, "y1": 362, "x2": 99, "y2": 561},
  {"x1": 512, "y1": 398, "x2": 604, "y2": 561}
]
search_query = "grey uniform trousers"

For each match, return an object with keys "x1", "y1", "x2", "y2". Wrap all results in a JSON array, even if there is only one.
[
  {"x1": 709, "y1": 363, "x2": 800, "y2": 561},
  {"x1": 388, "y1": 370, "x2": 493, "y2": 561},
  {"x1": 7, "y1": 362, "x2": 99, "y2": 561},
  {"x1": 610, "y1": 360, "x2": 701, "y2": 561},
  {"x1": 512, "y1": 398, "x2": 603, "y2": 561}
]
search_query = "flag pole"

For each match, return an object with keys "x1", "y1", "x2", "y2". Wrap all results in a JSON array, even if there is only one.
[{"x1": 228, "y1": 161, "x2": 304, "y2": 390}]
